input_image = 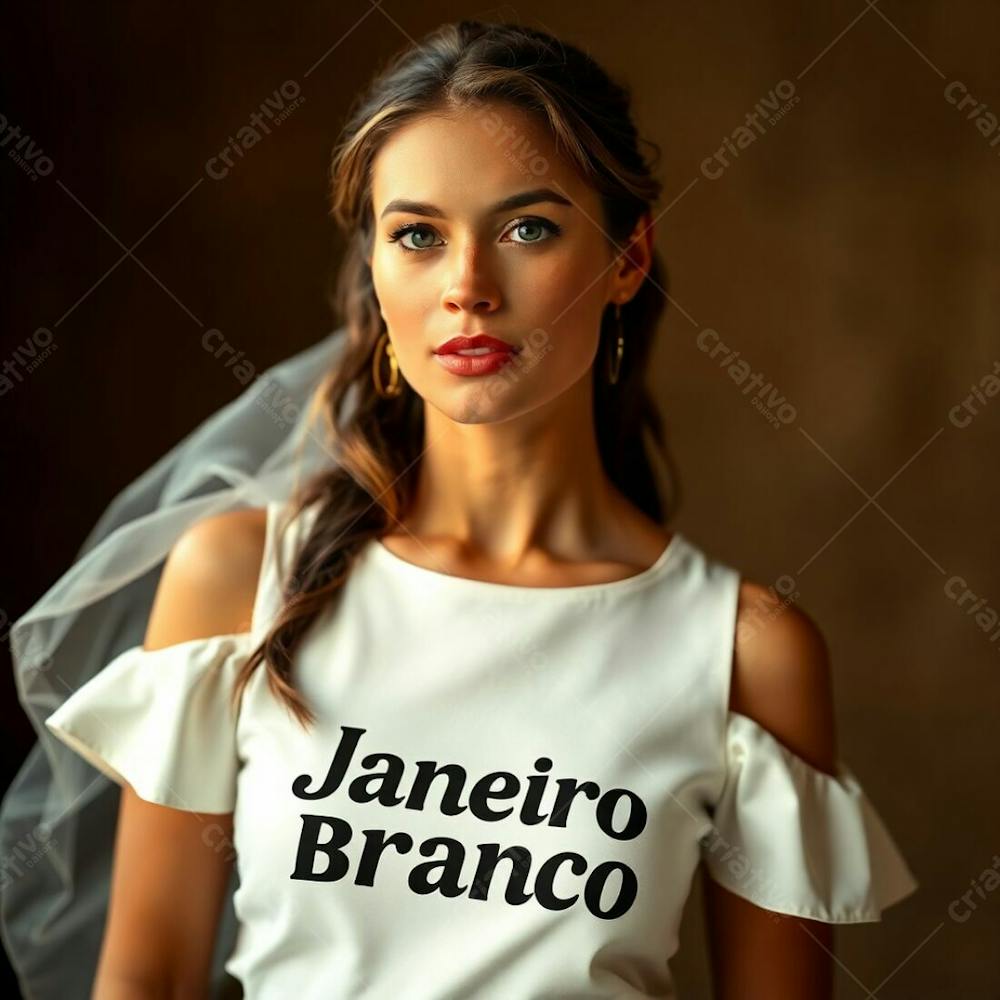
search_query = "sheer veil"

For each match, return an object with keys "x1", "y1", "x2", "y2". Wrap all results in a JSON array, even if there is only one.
[{"x1": 0, "y1": 326, "x2": 350, "y2": 999}]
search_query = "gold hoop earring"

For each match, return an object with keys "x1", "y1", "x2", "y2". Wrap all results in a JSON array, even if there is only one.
[
  {"x1": 606, "y1": 303, "x2": 625, "y2": 385},
  {"x1": 373, "y1": 330, "x2": 403, "y2": 398}
]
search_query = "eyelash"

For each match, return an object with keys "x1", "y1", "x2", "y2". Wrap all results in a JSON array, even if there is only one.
[{"x1": 386, "y1": 217, "x2": 563, "y2": 254}]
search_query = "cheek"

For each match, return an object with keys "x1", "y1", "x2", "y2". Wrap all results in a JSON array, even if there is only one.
[
  {"x1": 514, "y1": 246, "x2": 609, "y2": 342},
  {"x1": 372, "y1": 252, "x2": 423, "y2": 319}
]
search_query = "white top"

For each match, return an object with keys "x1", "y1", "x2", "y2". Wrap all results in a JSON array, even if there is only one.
[{"x1": 44, "y1": 499, "x2": 919, "y2": 999}]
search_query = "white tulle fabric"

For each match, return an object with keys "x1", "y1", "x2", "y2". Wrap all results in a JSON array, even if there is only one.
[
  {"x1": 0, "y1": 327, "x2": 349, "y2": 1000},
  {"x1": 700, "y1": 710, "x2": 919, "y2": 922},
  {"x1": 43, "y1": 633, "x2": 256, "y2": 815}
]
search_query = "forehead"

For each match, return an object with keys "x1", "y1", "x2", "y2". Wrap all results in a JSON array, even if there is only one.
[{"x1": 370, "y1": 102, "x2": 592, "y2": 217}]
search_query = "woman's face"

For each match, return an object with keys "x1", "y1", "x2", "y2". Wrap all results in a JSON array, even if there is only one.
[{"x1": 368, "y1": 101, "x2": 646, "y2": 425}]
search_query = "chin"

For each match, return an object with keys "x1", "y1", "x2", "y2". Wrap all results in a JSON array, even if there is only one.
[
  {"x1": 438, "y1": 397, "x2": 507, "y2": 425},
  {"x1": 428, "y1": 384, "x2": 524, "y2": 425}
]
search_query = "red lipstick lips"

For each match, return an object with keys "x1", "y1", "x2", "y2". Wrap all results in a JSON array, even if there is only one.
[{"x1": 433, "y1": 334, "x2": 520, "y2": 377}]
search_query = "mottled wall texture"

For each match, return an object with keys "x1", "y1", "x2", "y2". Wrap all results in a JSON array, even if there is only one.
[{"x1": 3, "y1": 3, "x2": 997, "y2": 997}]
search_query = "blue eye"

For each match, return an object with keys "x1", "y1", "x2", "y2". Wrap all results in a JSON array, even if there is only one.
[
  {"x1": 386, "y1": 224, "x2": 442, "y2": 252},
  {"x1": 503, "y1": 219, "x2": 561, "y2": 244},
  {"x1": 386, "y1": 217, "x2": 562, "y2": 254}
]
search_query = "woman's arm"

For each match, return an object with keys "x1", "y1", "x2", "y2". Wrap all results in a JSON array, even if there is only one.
[
  {"x1": 92, "y1": 508, "x2": 268, "y2": 999},
  {"x1": 702, "y1": 580, "x2": 839, "y2": 1000}
]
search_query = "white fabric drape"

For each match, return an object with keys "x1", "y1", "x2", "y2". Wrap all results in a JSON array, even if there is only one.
[{"x1": 0, "y1": 327, "x2": 349, "y2": 999}]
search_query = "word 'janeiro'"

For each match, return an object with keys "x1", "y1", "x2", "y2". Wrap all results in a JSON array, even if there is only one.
[{"x1": 288, "y1": 725, "x2": 649, "y2": 919}]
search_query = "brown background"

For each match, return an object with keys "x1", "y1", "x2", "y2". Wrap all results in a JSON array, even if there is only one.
[{"x1": 3, "y1": 2, "x2": 998, "y2": 997}]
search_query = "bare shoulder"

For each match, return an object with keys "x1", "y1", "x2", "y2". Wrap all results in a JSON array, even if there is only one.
[
  {"x1": 144, "y1": 506, "x2": 269, "y2": 649},
  {"x1": 729, "y1": 578, "x2": 838, "y2": 774}
]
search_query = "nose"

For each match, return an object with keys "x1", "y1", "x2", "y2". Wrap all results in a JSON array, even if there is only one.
[{"x1": 441, "y1": 243, "x2": 501, "y2": 316}]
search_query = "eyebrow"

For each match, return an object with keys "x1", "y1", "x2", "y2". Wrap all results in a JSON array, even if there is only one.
[{"x1": 378, "y1": 187, "x2": 574, "y2": 221}]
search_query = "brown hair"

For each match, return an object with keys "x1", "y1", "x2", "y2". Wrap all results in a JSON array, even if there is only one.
[{"x1": 231, "y1": 19, "x2": 679, "y2": 728}]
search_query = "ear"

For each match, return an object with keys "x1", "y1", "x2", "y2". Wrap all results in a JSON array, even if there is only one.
[{"x1": 610, "y1": 212, "x2": 654, "y2": 304}]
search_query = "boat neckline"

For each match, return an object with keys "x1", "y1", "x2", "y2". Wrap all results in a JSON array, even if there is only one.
[{"x1": 366, "y1": 530, "x2": 685, "y2": 599}]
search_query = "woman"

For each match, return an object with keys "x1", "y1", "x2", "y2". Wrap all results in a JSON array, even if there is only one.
[{"x1": 18, "y1": 19, "x2": 917, "y2": 999}]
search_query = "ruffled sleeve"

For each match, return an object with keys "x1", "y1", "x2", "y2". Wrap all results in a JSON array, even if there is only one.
[
  {"x1": 699, "y1": 710, "x2": 919, "y2": 923},
  {"x1": 43, "y1": 632, "x2": 256, "y2": 814}
]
